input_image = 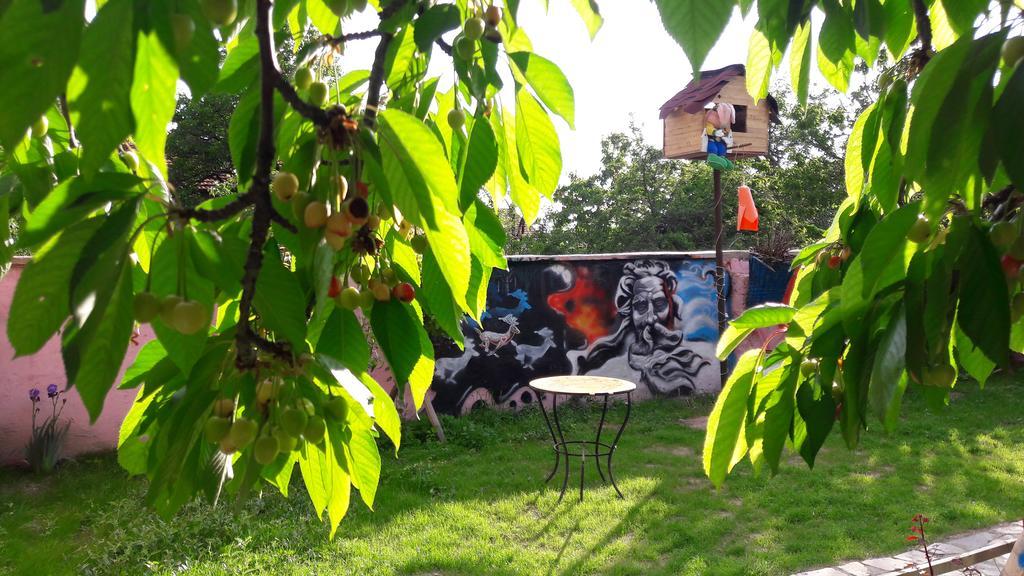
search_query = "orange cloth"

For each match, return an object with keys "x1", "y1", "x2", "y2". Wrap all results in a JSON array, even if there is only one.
[{"x1": 737, "y1": 184, "x2": 759, "y2": 231}]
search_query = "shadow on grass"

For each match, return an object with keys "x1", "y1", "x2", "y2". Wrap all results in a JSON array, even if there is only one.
[{"x1": 1, "y1": 375, "x2": 1023, "y2": 575}]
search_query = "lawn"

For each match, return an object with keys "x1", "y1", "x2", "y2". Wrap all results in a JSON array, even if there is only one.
[{"x1": 2, "y1": 374, "x2": 1024, "y2": 576}]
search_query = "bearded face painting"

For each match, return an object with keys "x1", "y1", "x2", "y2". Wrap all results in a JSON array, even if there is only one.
[{"x1": 577, "y1": 260, "x2": 710, "y2": 395}]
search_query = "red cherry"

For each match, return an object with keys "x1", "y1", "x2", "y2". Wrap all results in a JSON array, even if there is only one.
[
  {"x1": 392, "y1": 282, "x2": 415, "y2": 303},
  {"x1": 328, "y1": 276, "x2": 342, "y2": 298},
  {"x1": 828, "y1": 255, "x2": 842, "y2": 269},
  {"x1": 1002, "y1": 255, "x2": 1022, "y2": 280}
]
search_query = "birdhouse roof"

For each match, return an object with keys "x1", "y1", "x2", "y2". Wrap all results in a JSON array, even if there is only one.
[{"x1": 658, "y1": 64, "x2": 778, "y2": 121}]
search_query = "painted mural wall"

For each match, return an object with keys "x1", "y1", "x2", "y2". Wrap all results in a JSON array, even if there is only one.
[{"x1": 431, "y1": 254, "x2": 733, "y2": 415}]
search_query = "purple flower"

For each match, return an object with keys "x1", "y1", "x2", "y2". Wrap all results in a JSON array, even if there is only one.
[
  {"x1": 29, "y1": 388, "x2": 40, "y2": 402},
  {"x1": 47, "y1": 384, "x2": 59, "y2": 398}
]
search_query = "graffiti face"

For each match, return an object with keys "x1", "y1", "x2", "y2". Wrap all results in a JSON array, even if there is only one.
[
  {"x1": 631, "y1": 276, "x2": 671, "y2": 329},
  {"x1": 431, "y1": 257, "x2": 735, "y2": 415}
]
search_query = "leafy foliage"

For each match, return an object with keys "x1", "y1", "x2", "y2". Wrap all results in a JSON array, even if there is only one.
[
  {"x1": 0, "y1": 0, "x2": 591, "y2": 534},
  {"x1": 649, "y1": 1, "x2": 1024, "y2": 485}
]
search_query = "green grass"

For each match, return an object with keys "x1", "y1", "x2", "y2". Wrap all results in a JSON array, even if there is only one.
[{"x1": 3, "y1": 374, "x2": 1024, "y2": 576}]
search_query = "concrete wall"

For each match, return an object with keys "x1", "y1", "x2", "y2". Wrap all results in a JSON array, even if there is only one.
[
  {"x1": 0, "y1": 257, "x2": 153, "y2": 465},
  {"x1": 1, "y1": 251, "x2": 788, "y2": 463}
]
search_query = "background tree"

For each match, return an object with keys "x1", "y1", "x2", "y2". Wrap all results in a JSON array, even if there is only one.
[
  {"x1": 167, "y1": 93, "x2": 238, "y2": 208},
  {"x1": 509, "y1": 83, "x2": 859, "y2": 255}
]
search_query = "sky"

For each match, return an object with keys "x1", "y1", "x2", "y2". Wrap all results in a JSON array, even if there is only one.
[
  {"x1": 512, "y1": 1, "x2": 756, "y2": 178},
  {"x1": 341, "y1": 2, "x2": 767, "y2": 179}
]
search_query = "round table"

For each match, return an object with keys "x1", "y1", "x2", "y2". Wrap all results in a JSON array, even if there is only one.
[{"x1": 529, "y1": 376, "x2": 636, "y2": 502}]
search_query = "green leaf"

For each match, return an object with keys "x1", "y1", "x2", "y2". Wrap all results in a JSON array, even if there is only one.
[
  {"x1": 317, "y1": 309, "x2": 371, "y2": 373},
  {"x1": 514, "y1": 89, "x2": 561, "y2": 198},
  {"x1": 18, "y1": 173, "x2": 141, "y2": 249},
  {"x1": 703, "y1": 349, "x2": 757, "y2": 487},
  {"x1": 229, "y1": 90, "x2": 261, "y2": 186},
  {"x1": 841, "y1": 202, "x2": 918, "y2": 321},
  {"x1": 746, "y1": 26, "x2": 773, "y2": 102},
  {"x1": 464, "y1": 199, "x2": 507, "y2": 270},
  {"x1": 379, "y1": 109, "x2": 471, "y2": 312},
  {"x1": 994, "y1": 65, "x2": 1024, "y2": 191},
  {"x1": 794, "y1": 374, "x2": 836, "y2": 467},
  {"x1": 299, "y1": 437, "x2": 350, "y2": 538},
  {"x1": 883, "y1": 0, "x2": 914, "y2": 59},
  {"x1": 0, "y1": 0, "x2": 86, "y2": 148},
  {"x1": 189, "y1": 230, "x2": 244, "y2": 296},
  {"x1": 789, "y1": 21, "x2": 812, "y2": 104},
  {"x1": 118, "y1": 388, "x2": 157, "y2": 475},
  {"x1": 817, "y1": 0, "x2": 855, "y2": 92},
  {"x1": 957, "y1": 226, "x2": 1010, "y2": 367},
  {"x1": 507, "y1": 52, "x2": 575, "y2": 129},
  {"x1": 65, "y1": 262, "x2": 135, "y2": 421},
  {"x1": 904, "y1": 34, "x2": 971, "y2": 185},
  {"x1": 306, "y1": 0, "x2": 340, "y2": 35},
  {"x1": 315, "y1": 355, "x2": 376, "y2": 416},
  {"x1": 254, "y1": 243, "x2": 308, "y2": 350},
  {"x1": 370, "y1": 299, "x2": 424, "y2": 386},
  {"x1": 731, "y1": 303, "x2": 796, "y2": 329},
  {"x1": 170, "y1": 0, "x2": 220, "y2": 97},
  {"x1": 384, "y1": 26, "x2": 417, "y2": 88},
  {"x1": 954, "y1": 324, "x2": 994, "y2": 387},
  {"x1": 868, "y1": 303, "x2": 906, "y2": 431},
  {"x1": 214, "y1": 33, "x2": 259, "y2": 94},
  {"x1": 653, "y1": 0, "x2": 735, "y2": 74},
  {"x1": 419, "y1": 249, "x2": 466, "y2": 345},
  {"x1": 344, "y1": 425, "x2": 381, "y2": 510},
  {"x1": 939, "y1": 0, "x2": 986, "y2": 35},
  {"x1": 360, "y1": 371, "x2": 401, "y2": 453},
  {"x1": 7, "y1": 218, "x2": 103, "y2": 356},
  {"x1": 567, "y1": 0, "x2": 602, "y2": 38},
  {"x1": 130, "y1": 30, "x2": 179, "y2": 178},
  {"x1": 716, "y1": 304, "x2": 794, "y2": 360},
  {"x1": 413, "y1": 4, "x2": 460, "y2": 53},
  {"x1": 499, "y1": 107, "x2": 541, "y2": 224},
  {"x1": 844, "y1": 104, "x2": 872, "y2": 203},
  {"x1": 66, "y1": 0, "x2": 134, "y2": 177},
  {"x1": 120, "y1": 339, "x2": 173, "y2": 390},
  {"x1": 459, "y1": 114, "x2": 498, "y2": 211}
]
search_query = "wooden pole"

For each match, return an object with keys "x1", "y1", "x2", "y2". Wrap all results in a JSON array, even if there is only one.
[{"x1": 713, "y1": 168, "x2": 727, "y2": 389}]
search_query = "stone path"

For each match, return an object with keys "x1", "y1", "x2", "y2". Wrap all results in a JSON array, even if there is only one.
[{"x1": 794, "y1": 521, "x2": 1022, "y2": 576}]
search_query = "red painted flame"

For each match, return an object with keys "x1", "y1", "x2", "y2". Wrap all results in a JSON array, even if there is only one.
[{"x1": 547, "y1": 267, "x2": 615, "y2": 344}]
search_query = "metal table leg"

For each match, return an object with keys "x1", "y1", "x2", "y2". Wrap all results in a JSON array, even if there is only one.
[
  {"x1": 593, "y1": 394, "x2": 609, "y2": 483},
  {"x1": 537, "y1": 393, "x2": 560, "y2": 483},
  {"x1": 607, "y1": 392, "x2": 632, "y2": 499},
  {"x1": 552, "y1": 394, "x2": 570, "y2": 503}
]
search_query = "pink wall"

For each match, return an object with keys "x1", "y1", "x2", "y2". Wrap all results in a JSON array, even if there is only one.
[
  {"x1": 0, "y1": 258, "x2": 151, "y2": 465},
  {"x1": 1, "y1": 252, "x2": 775, "y2": 464}
]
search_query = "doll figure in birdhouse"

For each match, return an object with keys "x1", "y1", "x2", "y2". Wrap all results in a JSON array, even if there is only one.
[{"x1": 703, "y1": 101, "x2": 736, "y2": 171}]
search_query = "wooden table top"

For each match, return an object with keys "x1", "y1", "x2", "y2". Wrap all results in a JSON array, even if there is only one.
[{"x1": 529, "y1": 375, "x2": 637, "y2": 396}]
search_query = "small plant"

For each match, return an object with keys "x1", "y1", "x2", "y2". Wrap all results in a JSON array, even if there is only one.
[
  {"x1": 25, "y1": 384, "x2": 70, "y2": 474},
  {"x1": 905, "y1": 513, "x2": 935, "y2": 575}
]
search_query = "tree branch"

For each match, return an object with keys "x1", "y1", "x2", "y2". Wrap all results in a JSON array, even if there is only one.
[
  {"x1": 177, "y1": 192, "x2": 253, "y2": 222},
  {"x1": 336, "y1": 29, "x2": 382, "y2": 42},
  {"x1": 273, "y1": 74, "x2": 331, "y2": 127},
  {"x1": 236, "y1": 0, "x2": 293, "y2": 369},
  {"x1": 58, "y1": 94, "x2": 78, "y2": 149},
  {"x1": 363, "y1": 31, "x2": 394, "y2": 129},
  {"x1": 911, "y1": 0, "x2": 933, "y2": 57},
  {"x1": 435, "y1": 38, "x2": 453, "y2": 56}
]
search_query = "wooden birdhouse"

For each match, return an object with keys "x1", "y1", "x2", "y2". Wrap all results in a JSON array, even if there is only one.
[{"x1": 660, "y1": 64, "x2": 778, "y2": 160}]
